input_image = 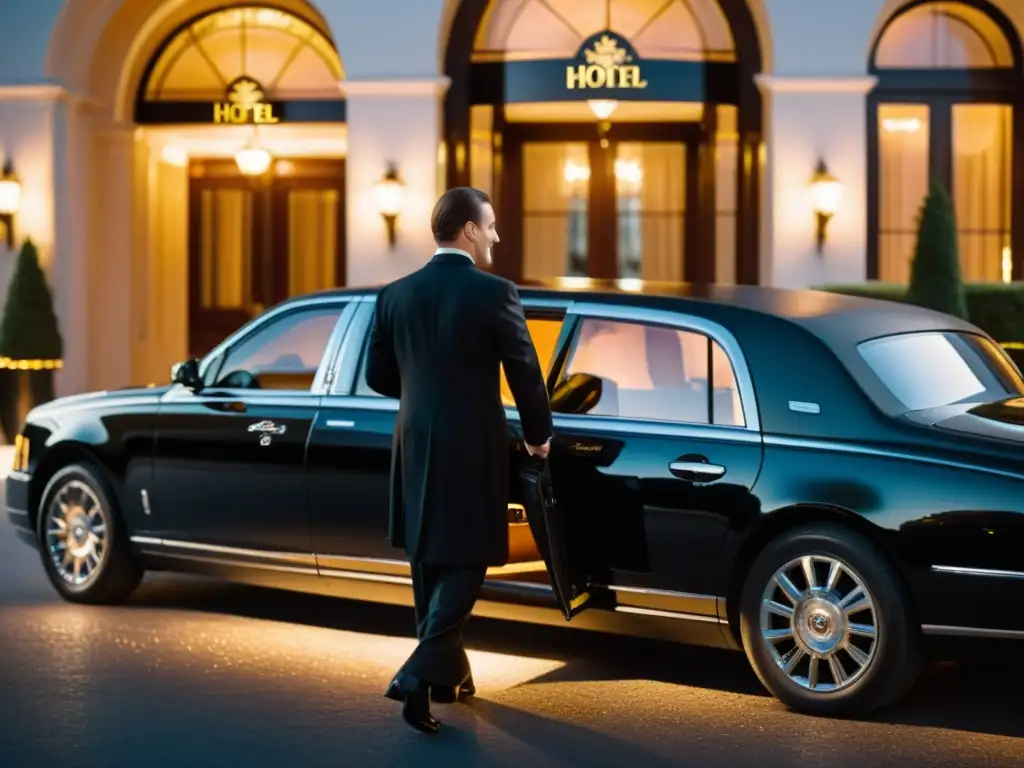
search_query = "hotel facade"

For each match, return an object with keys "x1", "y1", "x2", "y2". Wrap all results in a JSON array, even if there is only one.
[{"x1": 0, "y1": 0, "x2": 1019, "y2": 396}]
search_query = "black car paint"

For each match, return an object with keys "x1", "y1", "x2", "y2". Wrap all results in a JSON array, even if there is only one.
[{"x1": 8, "y1": 284, "x2": 1024, "y2": 656}]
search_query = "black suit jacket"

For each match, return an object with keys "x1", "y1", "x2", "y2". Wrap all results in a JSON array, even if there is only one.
[{"x1": 365, "y1": 251, "x2": 553, "y2": 566}]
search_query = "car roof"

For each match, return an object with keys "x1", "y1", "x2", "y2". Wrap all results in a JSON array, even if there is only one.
[{"x1": 305, "y1": 278, "x2": 983, "y2": 346}]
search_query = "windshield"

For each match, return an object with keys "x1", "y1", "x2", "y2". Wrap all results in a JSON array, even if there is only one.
[{"x1": 857, "y1": 331, "x2": 1024, "y2": 412}]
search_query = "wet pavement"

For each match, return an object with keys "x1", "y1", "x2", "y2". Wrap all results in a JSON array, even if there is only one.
[{"x1": 1, "y1": 478, "x2": 1023, "y2": 767}]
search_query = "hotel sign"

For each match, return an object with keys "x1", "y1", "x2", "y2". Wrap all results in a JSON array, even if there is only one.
[
  {"x1": 566, "y1": 33, "x2": 648, "y2": 91},
  {"x1": 214, "y1": 78, "x2": 280, "y2": 125}
]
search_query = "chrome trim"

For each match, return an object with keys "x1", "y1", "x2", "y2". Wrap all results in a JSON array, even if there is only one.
[
  {"x1": 764, "y1": 435, "x2": 1024, "y2": 482},
  {"x1": 330, "y1": 302, "x2": 375, "y2": 395},
  {"x1": 167, "y1": 552, "x2": 320, "y2": 576},
  {"x1": 931, "y1": 564, "x2": 1024, "y2": 580},
  {"x1": 325, "y1": 419, "x2": 356, "y2": 428},
  {"x1": 312, "y1": 301, "x2": 360, "y2": 394},
  {"x1": 315, "y1": 553, "x2": 409, "y2": 574},
  {"x1": 5, "y1": 506, "x2": 28, "y2": 519},
  {"x1": 140, "y1": 489, "x2": 151, "y2": 516},
  {"x1": 129, "y1": 536, "x2": 317, "y2": 566},
  {"x1": 607, "y1": 585, "x2": 719, "y2": 601},
  {"x1": 7, "y1": 469, "x2": 30, "y2": 483},
  {"x1": 789, "y1": 401, "x2": 820, "y2": 414},
  {"x1": 319, "y1": 568, "x2": 414, "y2": 585},
  {"x1": 568, "y1": 302, "x2": 761, "y2": 432},
  {"x1": 921, "y1": 624, "x2": 1024, "y2": 640},
  {"x1": 669, "y1": 460, "x2": 726, "y2": 479},
  {"x1": 322, "y1": 394, "x2": 399, "y2": 411},
  {"x1": 614, "y1": 605, "x2": 728, "y2": 624}
]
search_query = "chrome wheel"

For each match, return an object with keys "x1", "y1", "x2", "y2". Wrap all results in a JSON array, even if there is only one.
[
  {"x1": 759, "y1": 554, "x2": 878, "y2": 692},
  {"x1": 44, "y1": 479, "x2": 109, "y2": 587}
]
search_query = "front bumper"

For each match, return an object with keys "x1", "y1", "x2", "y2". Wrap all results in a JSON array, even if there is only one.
[{"x1": 6, "y1": 469, "x2": 36, "y2": 548}]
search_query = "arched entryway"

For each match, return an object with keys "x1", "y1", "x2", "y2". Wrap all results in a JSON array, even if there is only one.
[
  {"x1": 133, "y1": 5, "x2": 349, "y2": 356},
  {"x1": 443, "y1": 0, "x2": 764, "y2": 285},
  {"x1": 867, "y1": 0, "x2": 1024, "y2": 283}
]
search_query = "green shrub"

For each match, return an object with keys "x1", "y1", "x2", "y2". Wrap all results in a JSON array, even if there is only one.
[
  {"x1": 0, "y1": 238, "x2": 62, "y2": 361},
  {"x1": 906, "y1": 182, "x2": 968, "y2": 319}
]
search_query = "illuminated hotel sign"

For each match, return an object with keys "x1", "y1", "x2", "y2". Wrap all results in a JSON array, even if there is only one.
[
  {"x1": 566, "y1": 33, "x2": 648, "y2": 92},
  {"x1": 214, "y1": 78, "x2": 280, "y2": 125}
]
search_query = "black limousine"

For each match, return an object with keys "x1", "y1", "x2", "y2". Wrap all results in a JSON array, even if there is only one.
[{"x1": 8, "y1": 280, "x2": 1024, "y2": 717}]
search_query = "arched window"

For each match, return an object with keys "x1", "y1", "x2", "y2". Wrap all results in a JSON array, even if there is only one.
[
  {"x1": 868, "y1": 0, "x2": 1023, "y2": 284},
  {"x1": 135, "y1": 6, "x2": 345, "y2": 123}
]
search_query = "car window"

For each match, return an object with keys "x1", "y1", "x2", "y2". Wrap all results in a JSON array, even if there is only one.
[
  {"x1": 207, "y1": 305, "x2": 344, "y2": 391},
  {"x1": 353, "y1": 314, "x2": 563, "y2": 400},
  {"x1": 554, "y1": 317, "x2": 745, "y2": 426},
  {"x1": 858, "y1": 331, "x2": 1024, "y2": 412}
]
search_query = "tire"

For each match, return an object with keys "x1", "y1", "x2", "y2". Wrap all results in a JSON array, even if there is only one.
[
  {"x1": 738, "y1": 523, "x2": 923, "y2": 718},
  {"x1": 36, "y1": 463, "x2": 144, "y2": 605}
]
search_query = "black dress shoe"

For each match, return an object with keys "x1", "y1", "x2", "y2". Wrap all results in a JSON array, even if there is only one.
[
  {"x1": 385, "y1": 672, "x2": 441, "y2": 735},
  {"x1": 430, "y1": 676, "x2": 475, "y2": 704}
]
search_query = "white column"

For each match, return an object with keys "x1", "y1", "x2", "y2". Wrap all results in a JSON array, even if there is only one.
[
  {"x1": 90, "y1": 126, "x2": 137, "y2": 391},
  {"x1": 339, "y1": 77, "x2": 451, "y2": 287},
  {"x1": 756, "y1": 76, "x2": 878, "y2": 289}
]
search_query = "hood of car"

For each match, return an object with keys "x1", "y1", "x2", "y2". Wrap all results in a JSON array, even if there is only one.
[{"x1": 28, "y1": 384, "x2": 171, "y2": 419}]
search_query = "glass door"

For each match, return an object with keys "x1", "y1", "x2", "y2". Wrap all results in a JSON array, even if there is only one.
[
  {"x1": 188, "y1": 159, "x2": 346, "y2": 357},
  {"x1": 514, "y1": 128, "x2": 692, "y2": 284}
]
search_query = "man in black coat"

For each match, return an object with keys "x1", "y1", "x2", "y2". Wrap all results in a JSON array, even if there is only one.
[{"x1": 365, "y1": 186, "x2": 553, "y2": 735}]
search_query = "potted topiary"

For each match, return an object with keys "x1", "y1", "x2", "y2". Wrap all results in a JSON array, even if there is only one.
[
  {"x1": 906, "y1": 182, "x2": 968, "y2": 319},
  {"x1": 0, "y1": 237, "x2": 63, "y2": 442}
]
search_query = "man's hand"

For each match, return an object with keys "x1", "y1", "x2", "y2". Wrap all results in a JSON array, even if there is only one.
[{"x1": 525, "y1": 438, "x2": 551, "y2": 458}]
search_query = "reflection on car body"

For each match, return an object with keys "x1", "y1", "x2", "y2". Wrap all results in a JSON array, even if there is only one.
[{"x1": 9, "y1": 279, "x2": 1024, "y2": 718}]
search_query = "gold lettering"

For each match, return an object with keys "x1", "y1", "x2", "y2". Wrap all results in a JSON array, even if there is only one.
[
  {"x1": 564, "y1": 64, "x2": 648, "y2": 91},
  {"x1": 566, "y1": 65, "x2": 586, "y2": 89},
  {"x1": 213, "y1": 103, "x2": 233, "y2": 123},
  {"x1": 253, "y1": 103, "x2": 279, "y2": 124}
]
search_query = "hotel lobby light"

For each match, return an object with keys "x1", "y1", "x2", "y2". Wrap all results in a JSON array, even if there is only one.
[
  {"x1": 809, "y1": 158, "x2": 843, "y2": 254},
  {"x1": 235, "y1": 143, "x2": 272, "y2": 176},
  {"x1": 373, "y1": 162, "x2": 405, "y2": 249},
  {"x1": 587, "y1": 99, "x2": 618, "y2": 120},
  {"x1": 0, "y1": 159, "x2": 21, "y2": 250}
]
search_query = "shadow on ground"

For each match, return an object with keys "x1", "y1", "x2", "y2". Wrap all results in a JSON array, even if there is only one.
[{"x1": 125, "y1": 573, "x2": 1024, "y2": 740}]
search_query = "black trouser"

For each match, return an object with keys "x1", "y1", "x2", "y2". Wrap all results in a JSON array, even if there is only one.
[{"x1": 399, "y1": 560, "x2": 488, "y2": 688}]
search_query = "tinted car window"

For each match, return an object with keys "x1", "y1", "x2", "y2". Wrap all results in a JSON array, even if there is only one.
[
  {"x1": 556, "y1": 317, "x2": 745, "y2": 426},
  {"x1": 208, "y1": 305, "x2": 343, "y2": 391},
  {"x1": 858, "y1": 331, "x2": 1024, "y2": 412}
]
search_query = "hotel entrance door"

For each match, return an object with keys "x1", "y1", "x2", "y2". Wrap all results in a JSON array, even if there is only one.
[
  {"x1": 501, "y1": 124, "x2": 703, "y2": 284},
  {"x1": 187, "y1": 158, "x2": 346, "y2": 357}
]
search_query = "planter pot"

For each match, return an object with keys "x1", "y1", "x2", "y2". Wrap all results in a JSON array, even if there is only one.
[{"x1": 0, "y1": 368, "x2": 54, "y2": 444}]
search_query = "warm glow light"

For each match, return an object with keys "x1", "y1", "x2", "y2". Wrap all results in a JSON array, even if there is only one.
[
  {"x1": 373, "y1": 170, "x2": 405, "y2": 217},
  {"x1": 810, "y1": 169, "x2": 843, "y2": 217},
  {"x1": 563, "y1": 160, "x2": 590, "y2": 184},
  {"x1": 161, "y1": 145, "x2": 188, "y2": 167},
  {"x1": 235, "y1": 145, "x2": 272, "y2": 176},
  {"x1": 0, "y1": 178, "x2": 20, "y2": 215},
  {"x1": 882, "y1": 118, "x2": 922, "y2": 133},
  {"x1": 614, "y1": 159, "x2": 642, "y2": 186},
  {"x1": 1003, "y1": 246, "x2": 1012, "y2": 284},
  {"x1": 587, "y1": 99, "x2": 619, "y2": 120}
]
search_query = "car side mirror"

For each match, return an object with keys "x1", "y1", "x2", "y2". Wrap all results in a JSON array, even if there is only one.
[
  {"x1": 171, "y1": 357, "x2": 203, "y2": 392},
  {"x1": 551, "y1": 372, "x2": 603, "y2": 414}
]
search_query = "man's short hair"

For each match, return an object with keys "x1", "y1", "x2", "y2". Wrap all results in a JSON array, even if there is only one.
[{"x1": 431, "y1": 187, "x2": 491, "y2": 244}]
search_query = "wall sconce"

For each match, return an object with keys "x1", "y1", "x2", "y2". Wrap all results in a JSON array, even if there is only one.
[
  {"x1": 373, "y1": 162, "x2": 405, "y2": 249},
  {"x1": 0, "y1": 159, "x2": 21, "y2": 250},
  {"x1": 809, "y1": 158, "x2": 843, "y2": 254}
]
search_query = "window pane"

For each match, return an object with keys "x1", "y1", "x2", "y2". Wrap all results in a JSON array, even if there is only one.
[
  {"x1": 522, "y1": 142, "x2": 589, "y2": 280},
  {"x1": 287, "y1": 189, "x2": 339, "y2": 296},
  {"x1": 213, "y1": 306, "x2": 342, "y2": 390},
  {"x1": 615, "y1": 142, "x2": 686, "y2": 281},
  {"x1": 561, "y1": 318, "x2": 712, "y2": 424},
  {"x1": 878, "y1": 104, "x2": 930, "y2": 284},
  {"x1": 715, "y1": 105, "x2": 738, "y2": 285},
  {"x1": 953, "y1": 104, "x2": 1012, "y2": 282},
  {"x1": 199, "y1": 188, "x2": 254, "y2": 310},
  {"x1": 500, "y1": 318, "x2": 564, "y2": 406},
  {"x1": 874, "y1": 2, "x2": 1013, "y2": 68},
  {"x1": 858, "y1": 331, "x2": 1017, "y2": 411}
]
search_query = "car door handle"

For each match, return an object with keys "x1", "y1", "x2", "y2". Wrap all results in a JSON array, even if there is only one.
[
  {"x1": 247, "y1": 420, "x2": 286, "y2": 436},
  {"x1": 669, "y1": 460, "x2": 726, "y2": 481}
]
